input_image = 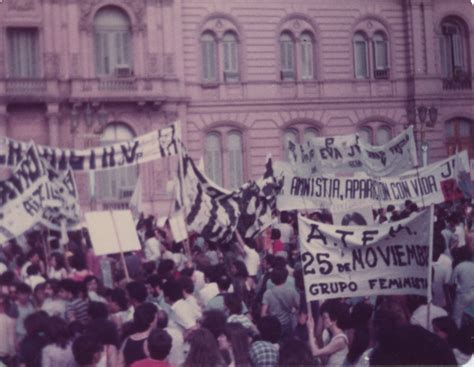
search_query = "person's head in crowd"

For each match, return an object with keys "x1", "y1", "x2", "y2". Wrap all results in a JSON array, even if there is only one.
[
  {"x1": 58, "y1": 279, "x2": 79, "y2": 301},
  {"x1": 145, "y1": 228, "x2": 156, "y2": 241},
  {"x1": 456, "y1": 322, "x2": 474, "y2": 357},
  {"x1": 200, "y1": 309, "x2": 227, "y2": 340},
  {"x1": 342, "y1": 212, "x2": 367, "y2": 226},
  {"x1": 278, "y1": 338, "x2": 313, "y2": 367},
  {"x1": 224, "y1": 293, "x2": 243, "y2": 316},
  {"x1": 270, "y1": 267, "x2": 288, "y2": 286},
  {"x1": 404, "y1": 200, "x2": 413, "y2": 211},
  {"x1": 409, "y1": 202, "x2": 419, "y2": 213},
  {"x1": 84, "y1": 275, "x2": 100, "y2": 294},
  {"x1": 142, "y1": 261, "x2": 156, "y2": 277},
  {"x1": 257, "y1": 316, "x2": 281, "y2": 343},
  {"x1": 50, "y1": 252, "x2": 66, "y2": 271},
  {"x1": 26, "y1": 249, "x2": 40, "y2": 265},
  {"x1": 44, "y1": 279, "x2": 59, "y2": 298},
  {"x1": 126, "y1": 281, "x2": 148, "y2": 307},
  {"x1": 72, "y1": 334, "x2": 103, "y2": 367},
  {"x1": 453, "y1": 245, "x2": 472, "y2": 269},
  {"x1": 146, "y1": 274, "x2": 163, "y2": 299},
  {"x1": 432, "y1": 316, "x2": 458, "y2": 347},
  {"x1": 24, "y1": 310, "x2": 49, "y2": 337},
  {"x1": 16, "y1": 282, "x2": 32, "y2": 305},
  {"x1": 371, "y1": 298, "x2": 409, "y2": 342},
  {"x1": 178, "y1": 276, "x2": 194, "y2": 297},
  {"x1": 155, "y1": 309, "x2": 169, "y2": 329},
  {"x1": 88, "y1": 301, "x2": 109, "y2": 320},
  {"x1": 27, "y1": 264, "x2": 41, "y2": 277},
  {"x1": 320, "y1": 299, "x2": 350, "y2": 332},
  {"x1": 270, "y1": 228, "x2": 281, "y2": 241},
  {"x1": 281, "y1": 211, "x2": 291, "y2": 224},
  {"x1": 272, "y1": 255, "x2": 287, "y2": 270},
  {"x1": 46, "y1": 316, "x2": 71, "y2": 348},
  {"x1": 351, "y1": 301, "x2": 373, "y2": 329},
  {"x1": 218, "y1": 322, "x2": 251, "y2": 366},
  {"x1": 347, "y1": 301, "x2": 373, "y2": 364},
  {"x1": 133, "y1": 302, "x2": 158, "y2": 333},
  {"x1": 107, "y1": 288, "x2": 129, "y2": 313},
  {"x1": 146, "y1": 328, "x2": 173, "y2": 362},
  {"x1": 216, "y1": 274, "x2": 232, "y2": 293},
  {"x1": 231, "y1": 260, "x2": 249, "y2": 279},
  {"x1": 262, "y1": 254, "x2": 276, "y2": 272},
  {"x1": 162, "y1": 279, "x2": 183, "y2": 305},
  {"x1": 33, "y1": 282, "x2": 47, "y2": 306},
  {"x1": 85, "y1": 318, "x2": 119, "y2": 347},
  {"x1": 70, "y1": 253, "x2": 87, "y2": 271},
  {"x1": 157, "y1": 259, "x2": 175, "y2": 278},
  {"x1": 184, "y1": 328, "x2": 225, "y2": 367},
  {"x1": 370, "y1": 324, "x2": 456, "y2": 366}
]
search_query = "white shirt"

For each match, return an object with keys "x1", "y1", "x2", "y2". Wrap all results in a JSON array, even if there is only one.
[
  {"x1": 243, "y1": 245, "x2": 260, "y2": 277},
  {"x1": 184, "y1": 295, "x2": 202, "y2": 320},
  {"x1": 432, "y1": 254, "x2": 452, "y2": 308},
  {"x1": 410, "y1": 303, "x2": 447, "y2": 332},
  {"x1": 193, "y1": 270, "x2": 205, "y2": 292},
  {"x1": 165, "y1": 326, "x2": 185, "y2": 367},
  {"x1": 41, "y1": 298, "x2": 66, "y2": 318},
  {"x1": 144, "y1": 237, "x2": 161, "y2": 262},
  {"x1": 48, "y1": 268, "x2": 67, "y2": 281},
  {"x1": 171, "y1": 299, "x2": 198, "y2": 332},
  {"x1": 25, "y1": 275, "x2": 46, "y2": 290},
  {"x1": 455, "y1": 224, "x2": 466, "y2": 247},
  {"x1": 198, "y1": 283, "x2": 219, "y2": 306},
  {"x1": 0, "y1": 263, "x2": 7, "y2": 275}
]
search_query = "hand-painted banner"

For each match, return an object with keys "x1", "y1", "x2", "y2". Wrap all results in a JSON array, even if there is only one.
[
  {"x1": 0, "y1": 121, "x2": 181, "y2": 172},
  {"x1": 176, "y1": 154, "x2": 280, "y2": 245},
  {"x1": 276, "y1": 151, "x2": 470, "y2": 212},
  {"x1": 298, "y1": 207, "x2": 432, "y2": 301},
  {"x1": 288, "y1": 126, "x2": 418, "y2": 177}
]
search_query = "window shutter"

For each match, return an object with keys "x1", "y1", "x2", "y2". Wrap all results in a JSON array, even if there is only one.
[
  {"x1": 8, "y1": 29, "x2": 38, "y2": 78},
  {"x1": 301, "y1": 40, "x2": 313, "y2": 79},
  {"x1": 452, "y1": 33, "x2": 463, "y2": 68},
  {"x1": 228, "y1": 132, "x2": 243, "y2": 188},
  {"x1": 354, "y1": 41, "x2": 368, "y2": 78},
  {"x1": 374, "y1": 40, "x2": 388, "y2": 70}
]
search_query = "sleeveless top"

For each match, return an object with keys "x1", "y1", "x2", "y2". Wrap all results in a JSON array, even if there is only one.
[
  {"x1": 123, "y1": 336, "x2": 147, "y2": 366},
  {"x1": 327, "y1": 333, "x2": 349, "y2": 367}
]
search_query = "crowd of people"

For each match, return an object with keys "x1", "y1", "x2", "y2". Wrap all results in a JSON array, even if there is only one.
[{"x1": 0, "y1": 199, "x2": 472, "y2": 366}]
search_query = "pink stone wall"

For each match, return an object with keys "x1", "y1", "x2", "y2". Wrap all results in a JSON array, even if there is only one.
[{"x1": 0, "y1": 0, "x2": 472, "y2": 216}]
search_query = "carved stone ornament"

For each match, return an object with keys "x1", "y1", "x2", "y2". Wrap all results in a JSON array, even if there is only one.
[
  {"x1": 8, "y1": 0, "x2": 35, "y2": 11},
  {"x1": 293, "y1": 20, "x2": 300, "y2": 29},
  {"x1": 79, "y1": 0, "x2": 147, "y2": 33}
]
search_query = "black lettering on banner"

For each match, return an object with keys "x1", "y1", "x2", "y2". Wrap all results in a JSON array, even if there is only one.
[
  {"x1": 7, "y1": 141, "x2": 22, "y2": 166},
  {"x1": 121, "y1": 141, "x2": 140, "y2": 164},
  {"x1": 347, "y1": 144, "x2": 360, "y2": 157},
  {"x1": 101, "y1": 146, "x2": 115, "y2": 168},
  {"x1": 57, "y1": 150, "x2": 69, "y2": 170},
  {"x1": 89, "y1": 150, "x2": 96, "y2": 170},
  {"x1": 362, "y1": 230, "x2": 378, "y2": 246},
  {"x1": 22, "y1": 197, "x2": 41, "y2": 216},
  {"x1": 335, "y1": 229, "x2": 354, "y2": 248},
  {"x1": 39, "y1": 148, "x2": 57, "y2": 169},
  {"x1": 440, "y1": 160, "x2": 453, "y2": 178},
  {"x1": 307, "y1": 224, "x2": 327, "y2": 245},
  {"x1": 302, "y1": 252, "x2": 316, "y2": 275},
  {"x1": 309, "y1": 281, "x2": 358, "y2": 296},
  {"x1": 69, "y1": 151, "x2": 85, "y2": 170}
]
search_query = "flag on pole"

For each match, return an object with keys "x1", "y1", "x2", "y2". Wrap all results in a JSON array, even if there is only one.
[{"x1": 129, "y1": 178, "x2": 142, "y2": 220}]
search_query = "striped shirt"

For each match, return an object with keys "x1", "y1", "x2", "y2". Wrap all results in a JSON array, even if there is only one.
[{"x1": 66, "y1": 298, "x2": 89, "y2": 324}]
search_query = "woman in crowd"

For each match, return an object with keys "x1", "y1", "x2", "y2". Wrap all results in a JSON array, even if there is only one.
[
  {"x1": 48, "y1": 253, "x2": 68, "y2": 281},
  {"x1": 184, "y1": 328, "x2": 226, "y2": 367},
  {"x1": 218, "y1": 322, "x2": 251, "y2": 367},
  {"x1": 41, "y1": 316, "x2": 76, "y2": 367}
]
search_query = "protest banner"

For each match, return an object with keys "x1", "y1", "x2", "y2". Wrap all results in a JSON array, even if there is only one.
[
  {"x1": 298, "y1": 207, "x2": 433, "y2": 301},
  {"x1": 275, "y1": 151, "x2": 470, "y2": 212},
  {"x1": 288, "y1": 126, "x2": 418, "y2": 177},
  {"x1": 0, "y1": 121, "x2": 181, "y2": 172},
  {"x1": 176, "y1": 153, "x2": 280, "y2": 245},
  {"x1": 85, "y1": 210, "x2": 141, "y2": 256}
]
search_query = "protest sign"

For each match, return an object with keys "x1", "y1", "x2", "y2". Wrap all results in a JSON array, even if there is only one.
[
  {"x1": 85, "y1": 210, "x2": 141, "y2": 256},
  {"x1": 298, "y1": 207, "x2": 433, "y2": 301},
  {"x1": 169, "y1": 212, "x2": 188, "y2": 243},
  {"x1": 275, "y1": 151, "x2": 470, "y2": 212},
  {"x1": 0, "y1": 121, "x2": 181, "y2": 172},
  {"x1": 288, "y1": 126, "x2": 418, "y2": 176}
]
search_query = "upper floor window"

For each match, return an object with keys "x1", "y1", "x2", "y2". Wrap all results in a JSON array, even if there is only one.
[
  {"x1": 201, "y1": 32, "x2": 218, "y2": 82},
  {"x1": 96, "y1": 123, "x2": 138, "y2": 202},
  {"x1": 7, "y1": 28, "x2": 39, "y2": 78},
  {"x1": 440, "y1": 20, "x2": 468, "y2": 79},
  {"x1": 204, "y1": 128, "x2": 245, "y2": 188},
  {"x1": 353, "y1": 32, "x2": 369, "y2": 79},
  {"x1": 445, "y1": 118, "x2": 473, "y2": 158},
  {"x1": 283, "y1": 125, "x2": 319, "y2": 161},
  {"x1": 280, "y1": 32, "x2": 295, "y2": 81},
  {"x1": 358, "y1": 124, "x2": 392, "y2": 146},
  {"x1": 300, "y1": 32, "x2": 314, "y2": 80},
  {"x1": 94, "y1": 7, "x2": 132, "y2": 77},
  {"x1": 373, "y1": 32, "x2": 389, "y2": 78},
  {"x1": 222, "y1": 32, "x2": 239, "y2": 82}
]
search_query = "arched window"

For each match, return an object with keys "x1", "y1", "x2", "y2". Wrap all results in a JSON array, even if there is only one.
[
  {"x1": 300, "y1": 32, "x2": 314, "y2": 80},
  {"x1": 303, "y1": 127, "x2": 318, "y2": 143},
  {"x1": 201, "y1": 32, "x2": 218, "y2": 82},
  {"x1": 373, "y1": 32, "x2": 389, "y2": 78},
  {"x1": 445, "y1": 118, "x2": 474, "y2": 158},
  {"x1": 228, "y1": 131, "x2": 244, "y2": 188},
  {"x1": 358, "y1": 124, "x2": 392, "y2": 146},
  {"x1": 94, "y1": 7, "x2": 132, "y2": 76},
  {"x1": 440, "y1": 20, "x2": 467, "y2": 78},
  {"x1": 96, "y1": 123, "x2": 138, "y2": 202},
  {"x1": 353, "y1": 32, "x2": 368, "y2": 79},
  {"x1": 280, "y1": 32, "x2": 295, "y2": 80},
  {"x1": 204, "y1": 132, "x2": 223, "y2": 185},
  {"x1": 283, "y1": 128, "x2": 299, "y2": 161},
  {"x1": 222, "y1": 32, "x2": 239, "y2": 82},
  {"x1": 7, "y1": 28, "x2": 39, "y2": 78}
]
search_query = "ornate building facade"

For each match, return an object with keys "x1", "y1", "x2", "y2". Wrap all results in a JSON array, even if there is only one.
[{"x1": 0, "y1": 0, "x2": 473, "y2": 215}]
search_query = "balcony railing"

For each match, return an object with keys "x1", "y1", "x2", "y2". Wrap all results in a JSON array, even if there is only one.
[
  {"x1": 5, "y1": 79, "x2": 47, "y2": 94},
  {"x1": 443, "y1": 71, "x2": 472, "y2": 90},
  {"x1": 98, "y1": 78, "x2": 138, "y2": 91},
  {"x1": 374, "y1": 68, "x2": 390, "y2": 79}
]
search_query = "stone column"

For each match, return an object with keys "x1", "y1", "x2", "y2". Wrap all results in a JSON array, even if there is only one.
[{"x1": 47, "y1": 113, "x2": 60, "y2": 147}]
